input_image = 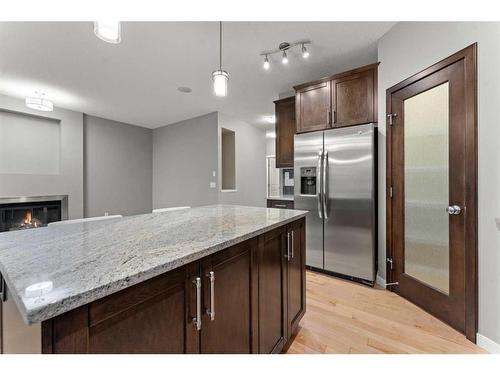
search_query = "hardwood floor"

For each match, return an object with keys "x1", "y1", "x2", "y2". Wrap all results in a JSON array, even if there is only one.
[{"x1": 286, "y1": 271, "x2": 485, "y2": 354}]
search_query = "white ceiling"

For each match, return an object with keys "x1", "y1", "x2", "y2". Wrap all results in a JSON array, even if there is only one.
[{"x1": 0, "y1": 22, "x2": 395, "y2": 129}]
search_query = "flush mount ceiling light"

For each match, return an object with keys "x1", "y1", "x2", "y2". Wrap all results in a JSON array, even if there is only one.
[
  {"x1": 213, "y1": 21, "x2": 229, "y2": 97},
  {"x1": 25, "y1": 92, "x2": 54, "y2": 112},
  {"x1": 94, "y1": 21, "x2": 121, "y2": 44},
  {"x1": 260, "y1": 41, "x2": 311, "y2": 70}
]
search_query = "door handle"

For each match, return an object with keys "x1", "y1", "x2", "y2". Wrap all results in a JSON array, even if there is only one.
[
  {"x1": 206, "y1": 271, "x2": 215, "y2": 321},
  {"x1": 192, "y1": 277, "x2": 202, "y2": 331},
  {"x1": 322, "y1": 151, "x2": 329, "y2": 220},
  {"x1": 290, "y1": 230, "x2": 294, "y2": 259},
  {"x1": 317, "y1": 150, "x2": 323, "y2": 219},
  {"x1": 446, "y1": 205, "x2": 462, "y2": 215}
]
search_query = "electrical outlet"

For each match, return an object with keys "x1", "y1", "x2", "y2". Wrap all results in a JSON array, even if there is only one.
[{"x1": 210, "y1": 182, "x2": 216, "y2": 188}]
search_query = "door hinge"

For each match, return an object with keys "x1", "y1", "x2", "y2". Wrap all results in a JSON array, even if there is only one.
[
  {"x1": 389, "y1": 186, "x2": 393, "y2": 198},
  {"x1": 387, "y1": 113, "x2": 397, "y2": 126}
]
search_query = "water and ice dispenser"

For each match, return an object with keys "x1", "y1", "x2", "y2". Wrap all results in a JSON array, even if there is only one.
[{"x1": 300, "y1": 167, "x2": 317, "y2": 195}]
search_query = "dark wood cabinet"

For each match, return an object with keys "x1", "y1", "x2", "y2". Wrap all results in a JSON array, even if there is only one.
[
  {"x1": 200, "y1": 241, "x2": 254, "y2": 353},
  {"x1": 41, "y1": 219, "x2": 305, "y2": 354},
  {"x1": 274, "y1": 96, "x2": 296, "y2": 167},
  {"x1": 295, "y1": 81, "x2": 331, "y2": 133},
  {"x1": 285, "y1": 219, "x2": 306, "y2": 340},
  {"x1": 332, "y1": 68, "x2": 376, "y2": 127},
  {"x1": 293, "y1": 63, "x2": 378, "y2": 134},
  {"x1": 267, "y1": 199, "x2": 294, "y2": 209},
  {"x1": 43, "y1": 263, "x2": 200, "y2": 354},
  {"x1": 257, "y1": 226, "x2": 287, "y2": 353}
]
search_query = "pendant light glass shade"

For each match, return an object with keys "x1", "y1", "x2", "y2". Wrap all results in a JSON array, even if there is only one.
[
  {"x1": 213, "y1": 22, "x2": 229, "y2": 97},
  {"x1": 94, "y1": 21, "x2": 121, "y2": 44},
  {"x1": 25, "y1": 96, "x2": 54, "y2": 112},
  {"x1": 213, "y1": 70, "x2": 229, "y2": 97}
]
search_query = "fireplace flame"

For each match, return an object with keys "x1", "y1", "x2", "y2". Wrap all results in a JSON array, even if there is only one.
[{"x1": 24, "y1": 210, "x2": 32, "y2": 225}]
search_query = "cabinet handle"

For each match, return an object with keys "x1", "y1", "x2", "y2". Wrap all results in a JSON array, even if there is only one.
[
  {"x1": 286, "y1": 232, "x2": 291, "y2": 260},
  {"x1": 206, "y1": 271, "x2": 215, "y2": 321},
  {"x1": 291, "y1": 230, "x2": 294, "y2": 259},
  {"x1": 327, "y1": 110, "x2": 331, "y2": 125},
  {"x1": 274, "y1": 204, "x2": 287, "y2": 208},
  {"x1": 0, "y1": 273, "x2": 6, "y2": 302},
  {"x1": 333, "y1": 109, "x2": 336, "y2": 124},
  {"x1": 192, "y1": 277, "x2": 202, "y2": 331}
]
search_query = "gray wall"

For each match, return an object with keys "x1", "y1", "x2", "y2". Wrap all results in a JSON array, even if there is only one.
[
  {"x1": 377, "y1": 22, "x2": 500, "y2": 347},
  {"x1": 153, "y1": 112, "x2": 219, "y2": 209},
  {"x1": 218, "y1": 113, "x2": 266, "y2": 207},
  {"x1": 84, "y1": 115, "x2": 152, "y2": 217},
  {"x1": 0, "y1": 94, "x2": 84, "y2": 219}
]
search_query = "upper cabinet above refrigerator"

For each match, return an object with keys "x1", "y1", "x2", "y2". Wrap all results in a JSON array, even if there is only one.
[{"x1": 294, "y1": 63, "x2": 378, "y2": 134}]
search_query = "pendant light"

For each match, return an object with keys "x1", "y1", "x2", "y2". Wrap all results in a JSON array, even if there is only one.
[{"x1": 212, "y1": 22, "x2": 229, "y2": 97}]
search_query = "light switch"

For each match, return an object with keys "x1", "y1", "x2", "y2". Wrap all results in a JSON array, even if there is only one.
[
  {"x1": 212, "y1": 170, "x2": 216, "y2": 177},
  {"x1": 210, "y1": 182, "x2": 216, "y2": 188}
]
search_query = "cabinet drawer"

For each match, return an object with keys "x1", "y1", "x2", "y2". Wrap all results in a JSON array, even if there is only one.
[{"x1": 267, "y1": 199, "x2": 294, "y2": 209}]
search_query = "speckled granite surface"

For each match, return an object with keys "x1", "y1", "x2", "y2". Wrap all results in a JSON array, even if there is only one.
[{"x1": 0, "y1": 205, "x2": 306, "y2": 324}]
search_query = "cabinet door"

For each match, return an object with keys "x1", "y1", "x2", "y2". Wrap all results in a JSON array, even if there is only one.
[
  {"x1": 200, "y1": 241, "x2": 254, "y2": 353},
  {"x1": 258, "y1": 226, "x2": 287, "y2": 353},
  {"x1": 295, "y1": 81, "x2": 331, "y2": 133},
  {"x1": 275, "y1": 97, "x2": 296, "y2": 167},
  {"x1": 89, "y1": 263, "x2": 200, "y2": 354},
  {"x1": 332, "y1": 69, "x2": 375, "y2": 128},
  {"x1": 44, "y1": 264, "x2": 201, "y2": 354},
  {"x1": 286, "y1": 218, "x2": 306, "y2": 339}
]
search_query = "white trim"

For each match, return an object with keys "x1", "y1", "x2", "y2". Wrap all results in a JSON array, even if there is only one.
[
  {"x1": 376, "y1": 275, "x2": 386, "y2": 288},
  {"x1": 477, "y1": 333, "x2": 500, "y2": 353},
  {"x1": 220, "y1": 189, "x2": 237, "y2": 193}
]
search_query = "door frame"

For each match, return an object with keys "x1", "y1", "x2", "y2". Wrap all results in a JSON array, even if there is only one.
[{"x1": 385, "y1": 43, "x2": 477, "y2": 342}]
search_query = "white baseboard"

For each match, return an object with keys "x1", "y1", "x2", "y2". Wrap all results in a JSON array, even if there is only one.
[
  {"x1": 376, "y1": 275, "x2": 386, "y2": 288},
  {"x1": 477, "y1": 333, "x2": 500, "y2": 353}
]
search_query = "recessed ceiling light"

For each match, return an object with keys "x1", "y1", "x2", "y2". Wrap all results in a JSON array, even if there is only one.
[
  {"x1": 25, "y1": 93, "x2": 53, "y2": 112},
  {"x1": 94, "y1": 21, "x2": 121, "y2": 44},
  {"x1": 177, "y1": 86, "x2": 192, "y2": 93}
]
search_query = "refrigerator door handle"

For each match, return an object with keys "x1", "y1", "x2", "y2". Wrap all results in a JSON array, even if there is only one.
[
  {"x1": 323, "y1": 150, "x2": 329, "y2": 220},
  {"x1": 317, "y1": 150, "x2": 323, "y2": 219}
]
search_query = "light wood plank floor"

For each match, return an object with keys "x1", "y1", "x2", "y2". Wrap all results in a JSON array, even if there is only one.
[{"x1": 287, "y1": 271, "x2": 485, "y2": 354}]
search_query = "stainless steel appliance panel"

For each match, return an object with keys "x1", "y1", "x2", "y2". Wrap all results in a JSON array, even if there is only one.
[
  {"x1": 294, "y1": 131, "x2": 324, "y2": 269},
  {"x1": 323, "y1": 124, "x2": 375, "y2": 281}
]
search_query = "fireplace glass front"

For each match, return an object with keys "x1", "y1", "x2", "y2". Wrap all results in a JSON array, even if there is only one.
[{"x1": 0, "y1": 200, "x2": 62, "y2": 232}]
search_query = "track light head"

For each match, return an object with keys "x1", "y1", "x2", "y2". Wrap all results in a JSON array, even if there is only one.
[
  {"x1": 282, "y1": 50, "x2": 288, "y2": 65},
  {"x1": 263, "y1": 55, "x2": 270, "y2": 70},
  {"x1": 301, "y1": 44, "x2": 309, "y2": 59}
]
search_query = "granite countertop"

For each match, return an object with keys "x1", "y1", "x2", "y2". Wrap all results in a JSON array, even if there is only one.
[{"x1": 0, "y1": 205, "x2": 306, "y2": 324}]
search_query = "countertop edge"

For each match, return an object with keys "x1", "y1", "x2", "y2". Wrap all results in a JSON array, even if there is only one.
[{"x1": 14, "y1": 211, "x2": 306, "y2": 325}]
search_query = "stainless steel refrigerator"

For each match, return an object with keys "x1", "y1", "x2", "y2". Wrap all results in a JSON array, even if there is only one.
[{"x1": 294, "y1": 123, "x2": 377, "y2": 285}]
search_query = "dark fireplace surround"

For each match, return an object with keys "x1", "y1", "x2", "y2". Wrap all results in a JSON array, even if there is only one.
[{"x1": 0, "y1": 195, "x2": 68, "y2": 232}]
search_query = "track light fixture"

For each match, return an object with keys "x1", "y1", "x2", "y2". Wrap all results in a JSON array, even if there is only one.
[{"x1": 260, "y1": 41, "x2": 311, "y2": 70}]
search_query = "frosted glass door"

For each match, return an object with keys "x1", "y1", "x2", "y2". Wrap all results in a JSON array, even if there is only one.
[{"x1": 403, "y1": 82, "x2": 450, "y2": 294}]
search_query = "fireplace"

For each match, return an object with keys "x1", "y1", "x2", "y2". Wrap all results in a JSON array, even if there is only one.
[{"x1": 0, "y1": 196, "x2": 68, "y2": 232}]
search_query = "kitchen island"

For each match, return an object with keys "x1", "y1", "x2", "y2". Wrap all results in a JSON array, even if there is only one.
[{"x1": 0, "y1": 205, "x2": 306, "y2": 354}]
